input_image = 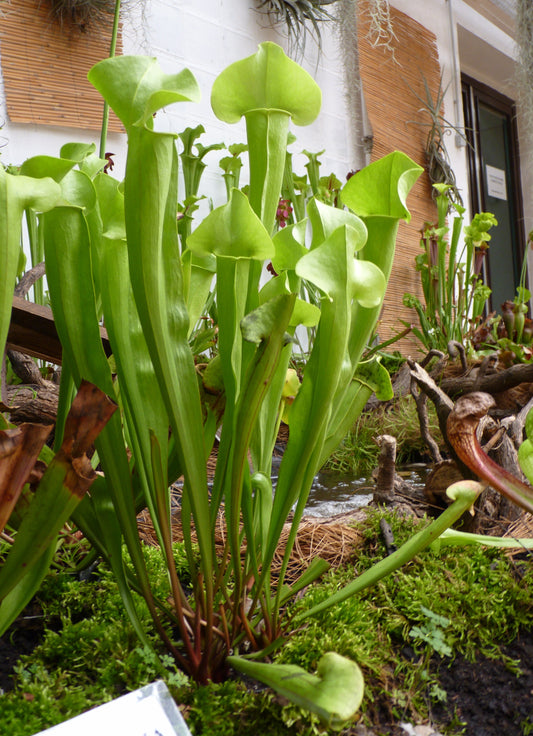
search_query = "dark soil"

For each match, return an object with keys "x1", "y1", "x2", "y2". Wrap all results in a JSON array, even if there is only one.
[
  {"x1": 0, "y1": 601, "x2": 46, "y2": 693},
  {"x1": 432, "y1": 629, "x2": 533, "y2": 736}
]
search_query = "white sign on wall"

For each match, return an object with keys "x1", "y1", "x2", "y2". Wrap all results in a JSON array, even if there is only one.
[
  {"x1": 486, "y1": 164, "x2": 508, "y2": 201},
  {"x1": 34, "y1": 680, "x2": 191, "y2": 736}
]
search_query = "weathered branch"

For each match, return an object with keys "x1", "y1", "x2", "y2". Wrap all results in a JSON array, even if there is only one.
[
  {"x1": 440, "y1": 360, "x2": 533, "y2": 398},
  {"x1": 407, "y1": 358, "x2": 454, "y2": 437},
  {"x1": 3, "y1": 384, "x2": 59, "y2": 425},
  {"x1": 447, "y1": 340, "x2": 467, "y2": 372},
  {"x1": 510, "y1": 393, "x2": 533, "y2": 448},
  {"x1": 6, "y1": 263, "x2": 48, "y2": 386},
  {"x1": 410, "y1": 376, "x2": 443, "y2": 464},
  {"x1": 14, "y1": 262, "x2": 46, "y2": 298}
]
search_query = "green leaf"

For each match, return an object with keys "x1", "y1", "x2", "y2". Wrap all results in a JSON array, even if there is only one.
[
  {"x1": 296, "y1": 481, "x2": 483, "y2": 621},
  {"x1": 340, "y1": 152, "x2": 423, "y2": 370},
  {"x1": 0, "y1": 381, "x2": 116, "y2": 608},
  {"x1": 211, "y1": 43, "x2": 321, "y2": 233},
  {"x1": 356, "y1": 359, "x2": 393, "y2": 401},
  {"x1": 187, "y1": 188, "x2": 274, "y2": 259},
  {"x1": 259, "y1": 273, "x2": 320, "y2": 327},
  {"x1": 181, "y1": 249, "x2": 216, "y2": 336},
  {"x1": 241, "y1": 293, "x2": 294, "y2": 344},
  {"x1": 307, "y1": 197, "x2": 366, "y2": 250},
  {"x1": 59, "y1": 169, "x2": 97, "y2": 211},
  {"x1": 88, "y1": 56, "x2": 201, "y2": 128},
  {"x1": 60, "y1": 142, "x2": 97, "y2": 161},
  {"x1": 0, "y1": 542, "x2": 56, "y2": 636},
  {"x1": 0, "y1": 167, "x2": 61, "y2": 358},
  {"x1": 211, "y1": 42, "x2": 321, "y2": 125},
  {"x1": 341, "y1": 151, "x2": 423, "y2": 221},
  {"x1": 296, "y1": 225, "x2": 385, "y2": 307},
  {"x1": 518, "y1": 438, "x2": 533, "y2": 485},
  {"x1": 19, "y1": 156, "x2": 76, "y2": 182},
  {"x1": 271, "y1": 219, "x2": 308, "y2": 272},
  {"x1": 227, "y1": 652, "x2": 364, "y2": 729},
  {"x1": 430, "y1": 527, "x2": 533, "y2": 551},
  {"x1": 93, "y1": 173, "x2": 126, "y2": 241}
]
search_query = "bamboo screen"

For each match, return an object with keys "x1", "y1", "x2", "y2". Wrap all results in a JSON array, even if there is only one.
[
  {"x1": 357, "y1": 5, "x2": 442, "y2": 356},
  {"x1": 0, "y1": 0, "x2": 122, "y2": 131}
]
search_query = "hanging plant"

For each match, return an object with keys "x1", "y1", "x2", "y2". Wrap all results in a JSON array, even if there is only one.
[
  {"x1": 255, "y1": 0, "x2": 339, "y2": 50},
  {"x1": 47, "y1": 0, "x2": 117, "y2": 32},
  {"x1": 405, "y1": 73, "x2": 466, "y2": 208}
]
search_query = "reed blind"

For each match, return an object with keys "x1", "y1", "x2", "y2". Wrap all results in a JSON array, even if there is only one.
[
  {"x1": 358, "y1": 5, "x2": 443, "y2": 355},
  {"x1": 0, "y1": 0, "x2": 122, "y2": 131}
]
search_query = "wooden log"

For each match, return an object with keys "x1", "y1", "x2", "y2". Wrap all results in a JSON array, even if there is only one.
[
  {"x1": 373, "y1": 434, "x2": 397, "y2": 505},
  {"x1": 440, "y1": 362, "x2": 533, "y2": 399},
  {"x1": 3, "y1": 384, "x2": 59, "y2": 425}
]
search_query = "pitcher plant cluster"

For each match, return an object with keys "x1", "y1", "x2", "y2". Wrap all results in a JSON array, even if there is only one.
[
  {"x1": 403, "y1": 183, "x2": 496, "y2": 354},
  {"x1": 0, "y1": 44, "x2": 495, "y2": 727}
]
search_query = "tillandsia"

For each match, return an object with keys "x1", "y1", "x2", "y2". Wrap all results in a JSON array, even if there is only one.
[
  {"x1": 0, "y1": 42, "x2": 481, "y2": 725},
  {"x1": 47, "y1": 0, "x2": 118, "y2": 32},
  {"x1": 255, "y1": 0, "x2": 338, "y2": 52}
]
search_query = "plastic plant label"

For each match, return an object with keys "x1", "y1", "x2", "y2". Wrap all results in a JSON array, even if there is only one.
[{"x1": 33, "y1": 680, "x2": 191, "y2": 736}]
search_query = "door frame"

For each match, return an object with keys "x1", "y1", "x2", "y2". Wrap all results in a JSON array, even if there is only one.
[{"x1": 461, "y1": 73, "x2": 526, "y2": 308}]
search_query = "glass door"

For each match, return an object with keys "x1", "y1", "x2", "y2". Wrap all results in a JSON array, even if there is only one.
[{"x1": 462, "y1": 75, "x2": 525, "y2": 313}]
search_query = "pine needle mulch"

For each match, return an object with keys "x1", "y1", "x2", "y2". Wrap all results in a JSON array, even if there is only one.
[
  {"x1": 503, "y1": 512, "x2": 533, "y2": 557},
  {"x1": 136, "y1": 506, "x2": 366, "y2": 583}
]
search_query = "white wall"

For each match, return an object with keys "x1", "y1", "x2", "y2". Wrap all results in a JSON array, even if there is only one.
[
  {"x1": 0, "y1": 0, "x2": 353, "y2": 210},
  {"x1": 129, "y1": 0, "x2": 354, "y2": 209}
]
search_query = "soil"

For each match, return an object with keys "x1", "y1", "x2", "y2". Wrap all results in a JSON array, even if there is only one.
[
  {"x1": 2, "y1": 604, "x2": 532, "y2": 735},
  {"x1": 432, "y1": 629, "x2": 533, "y2": 736},
  {"x1": 0, "y1": 600, "x2": 46, "y2": 693}
]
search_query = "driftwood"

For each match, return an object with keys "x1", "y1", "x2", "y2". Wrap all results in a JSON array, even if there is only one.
[
  {"x1": 410, "y1": 375, "x2": 443, "y2": 464},
  {"x1": 3, "y1": 384, "x2": 59, "y2": 425},
  {"x1": 1, "y1": 264, "x2": 110, "y2": 425},
  {"x1": 407, "y1": 359, "x2": 456, "y2": 462},
  {"x1": 439, "y1": 360, "x2": 533, "y2": 400},
  {"x1": 407, "y1": 355, "x2": 533, "y2": 531},
  {"x1": 373, "y1": 434, "x2": 396, "y2": 505},
  {"x1": 2, "y1": 265, "x2": 61, "y2": 422},
  {"x1": 3, "y1": 265, "x2": 48, "y2": 404},
  {"x1": 5, "y1": 262, "x2": 111, "y2": 366}
]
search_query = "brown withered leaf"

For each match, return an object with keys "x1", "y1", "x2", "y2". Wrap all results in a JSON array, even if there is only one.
[
  {"x1": 60, "y1": 379, "x2": 117, "y2": 459},
  {"x1": 0, "y1": 423, "x2": 53, "y2": 534},
  {"x1": 55, "y1": 380, "x2": 117, "y2": 499}
]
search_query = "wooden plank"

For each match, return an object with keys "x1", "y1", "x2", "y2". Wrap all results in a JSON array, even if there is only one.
[{"x1": 6, "y1": 296, "x2": 111, "y2": 365}]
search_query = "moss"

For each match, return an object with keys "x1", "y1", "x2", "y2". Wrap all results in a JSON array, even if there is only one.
[{"x1": 1, "y1": 512, "x2": 531, "y2": 735}]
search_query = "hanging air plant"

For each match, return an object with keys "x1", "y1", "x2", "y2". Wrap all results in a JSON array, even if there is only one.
[
  {"x1": 255, "y1": 0, "x2": 339, "y2": 50},
  {"x1": 47, "y1": 0, "x2": 117, "y2": 32}
]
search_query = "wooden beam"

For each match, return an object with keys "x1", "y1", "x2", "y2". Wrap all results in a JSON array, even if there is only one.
[{"x1": 6, "y1": 296, "x2": 111, "y2": 365}]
